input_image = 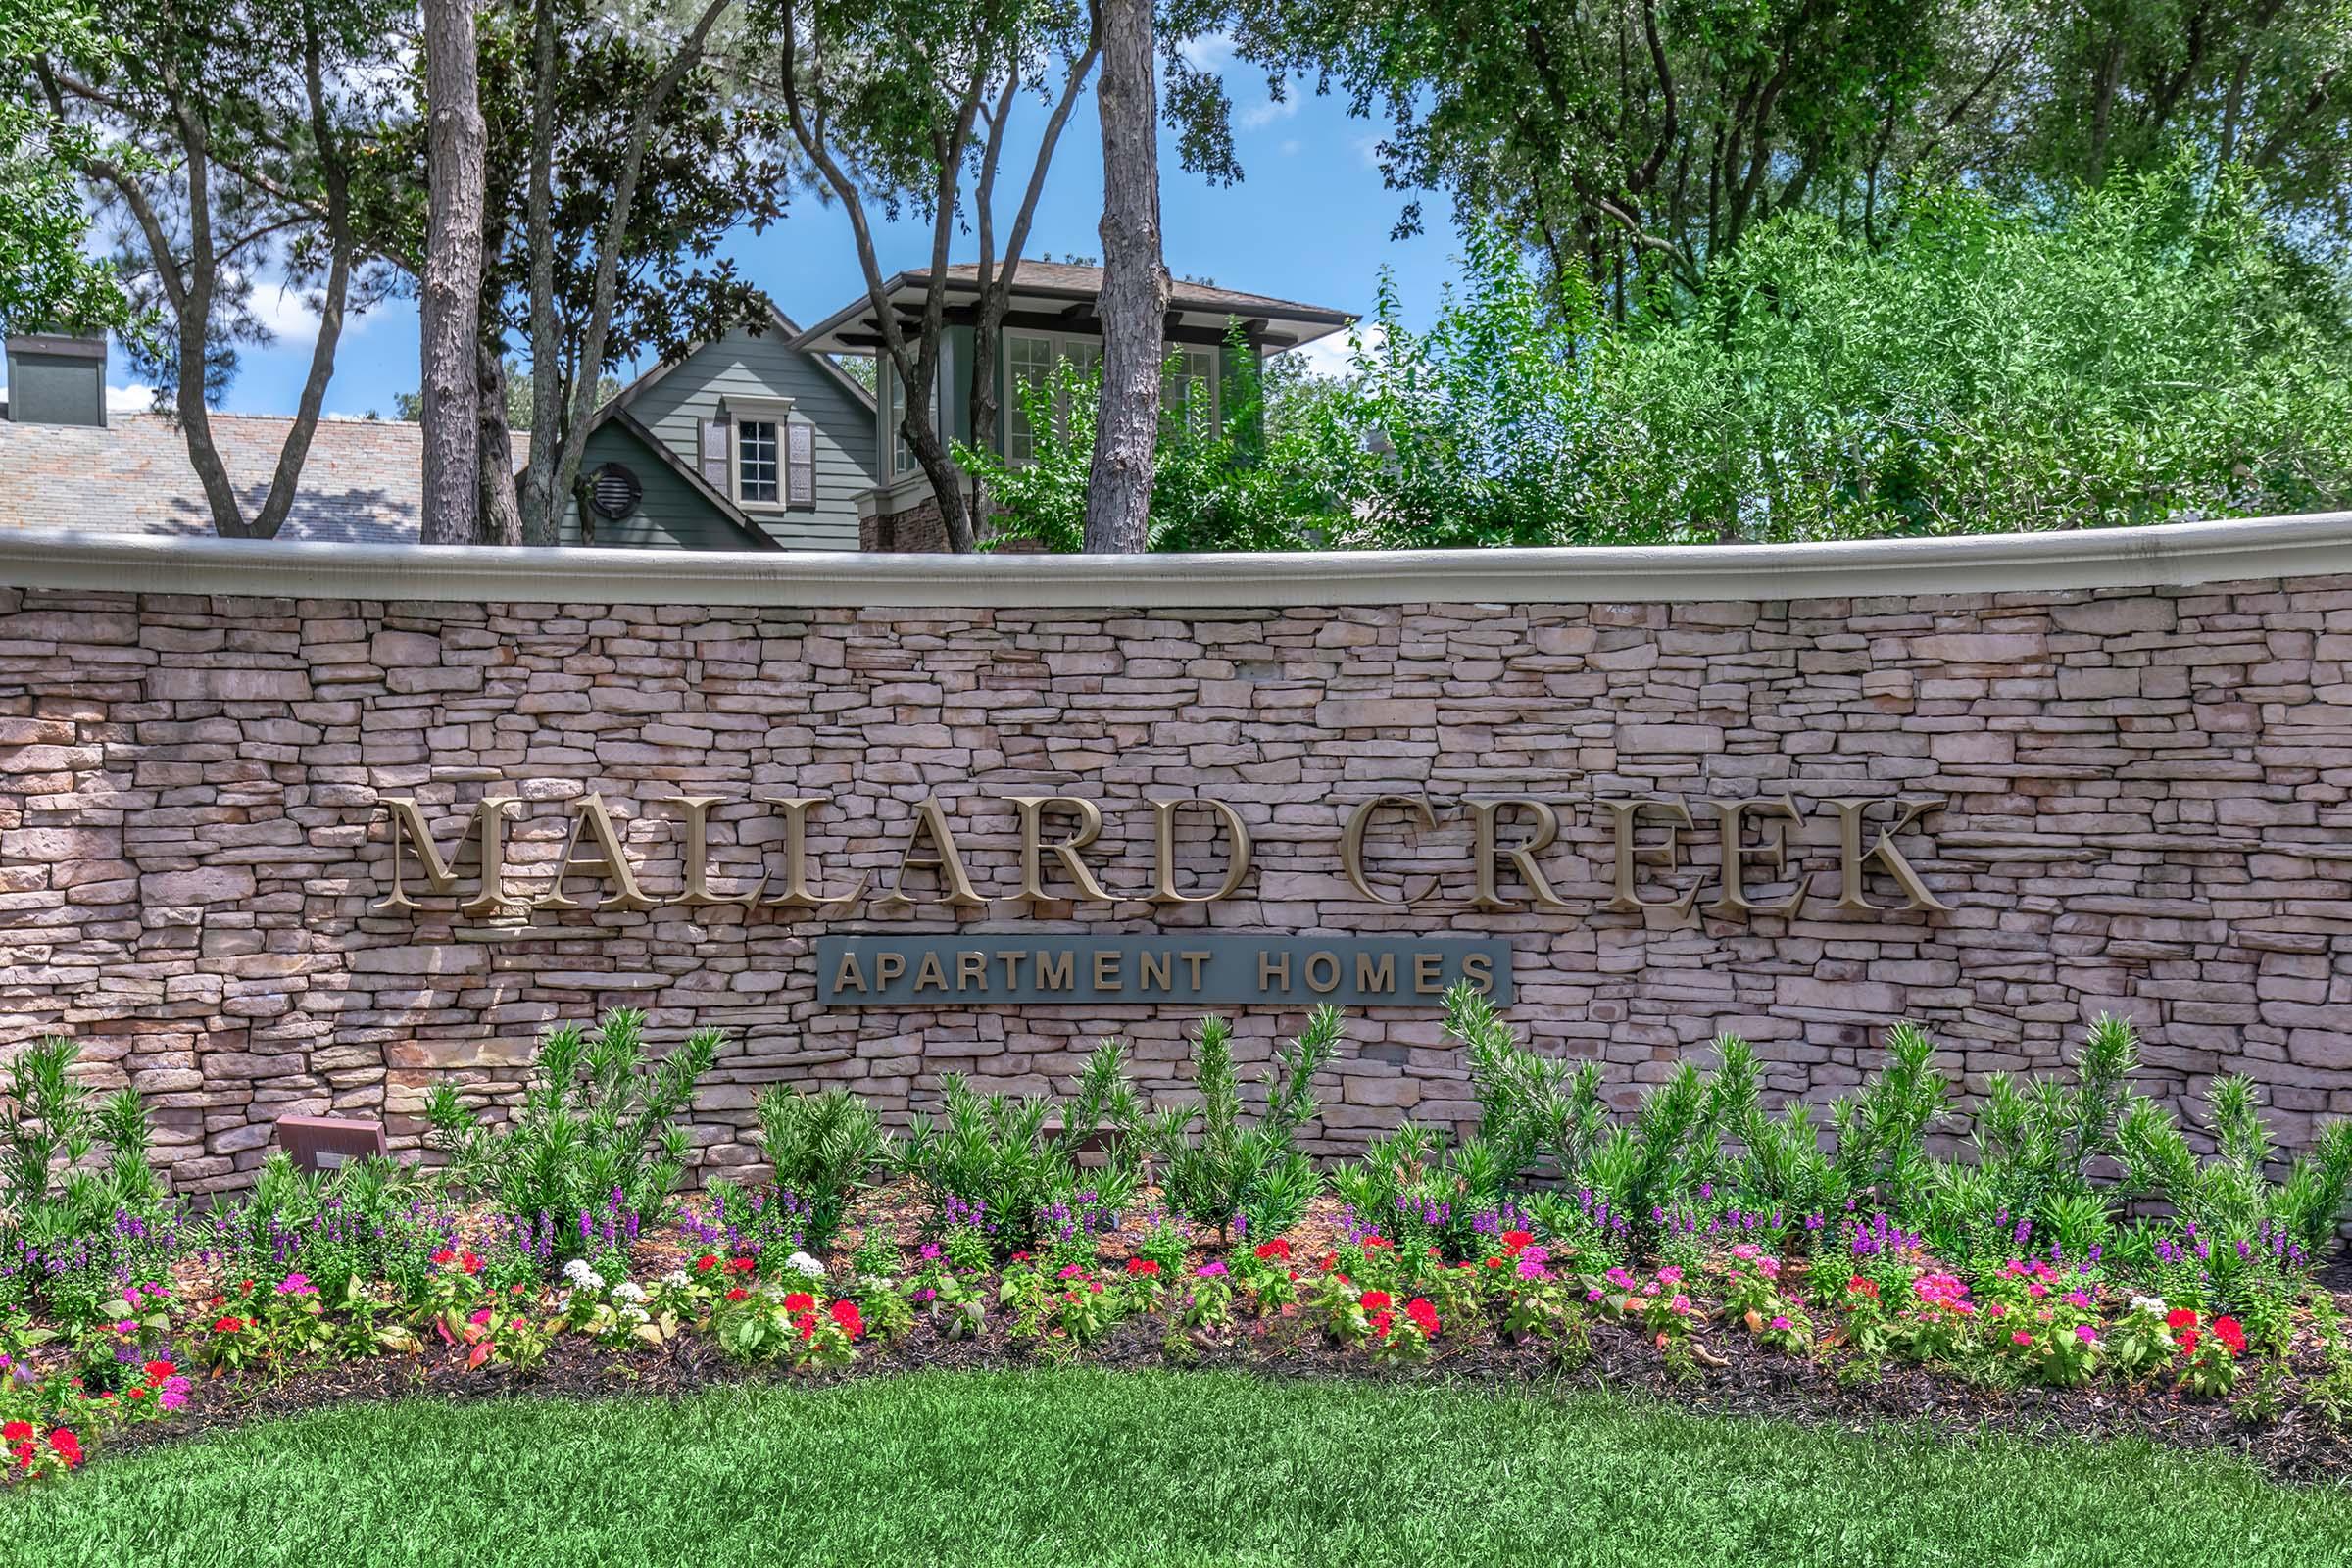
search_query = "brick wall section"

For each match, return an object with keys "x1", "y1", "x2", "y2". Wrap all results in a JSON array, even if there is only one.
[
  {"x1": 860, "y1": 498, "x2": 949, "y2": 553},
  {"x1": 3, "y1": 578, "x2": 2350, "y2": 1193}
]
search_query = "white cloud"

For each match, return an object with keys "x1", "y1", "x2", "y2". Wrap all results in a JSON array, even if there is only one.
[
  {"x1": 1279, "y1": 138, "x2": 1300, "y2": 157},
  {"x1": 1240, "y1": 95, "x2": 1298, "y2": 130},
  {"x1": 247, "y1": 282, "x2": 322, "y2": 341},
  {"x1": 1177, "y1": 31, "x2": 1237, "y2": 73},
  {"x1": 1293, "y1": 322, "x2": 1386, "y2": 381}
]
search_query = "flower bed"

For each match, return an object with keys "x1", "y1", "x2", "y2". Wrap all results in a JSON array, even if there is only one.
[
  {"x1": 8, "y1": 1183, "x2": 2352, "y2": 1488},
  {"x1": 11, "y1": 995, "x2": 2352, "y2": 1487}
]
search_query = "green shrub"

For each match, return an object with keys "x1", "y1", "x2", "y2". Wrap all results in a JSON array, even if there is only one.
[
  {"x1": 1131, "y1": 1007, "x2": 1341, "y2": 1243},
  {"x1": 423, "y1": 1007, "x2": 720, "y2": 1258},
  {"x1": 214, "y1": 1149, "x2": 453, "y2": 1302},
  {"x1": 750, "y1": 1084, "x2": 885, "y2": 1250},
  {"x1": 1, "y1": 1036, "x2": 173, "y2": 1317},
  {"x1": 895, "y1": 1045, "x2": 1139, "y2": 1256},
  {"x1": 1922, "y1": 1013, "x2": 2153, "y2": 1260}
]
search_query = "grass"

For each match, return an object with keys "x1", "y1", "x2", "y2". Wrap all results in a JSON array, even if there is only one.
[{"x1": 4, "y1": 1370, "x2": 2347, "y2": 1565}]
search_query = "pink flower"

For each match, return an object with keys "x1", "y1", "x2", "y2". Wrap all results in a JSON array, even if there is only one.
[
  {"x1": 2074, "y1": 1324, "x2": 2098, "y2": 1344},
  {"x1": 1655, "y1": 1265, "x2": 1683, "y2": 1286},
  {"x1": 1769, "y1": 1315, "x2": 1791, "y2": 1331},
  {"x1": 2011, "y1": 1329, "x2": 2034, "y2": 1347},
  {"x1": 1669, "y1": 1295, "x2": 1691, "y2": 1314}
]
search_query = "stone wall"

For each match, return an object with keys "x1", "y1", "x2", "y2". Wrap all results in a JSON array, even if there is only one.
[{"x1": 4, "y1": 529, "x2": 2352, "y2": 1192}]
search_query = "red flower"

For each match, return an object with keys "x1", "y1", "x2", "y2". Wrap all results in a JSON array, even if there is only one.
[
  {"x1": 696, "y1": 1254, "x2": 719, "y2": 1273},
  {"x1": 9, "y1": 1442, "x2": 31, "y2": 1469},
  {"x1": 830, "y1": 1298, "x2": 864, "y2": 1339},
  {"x1": 1846, "y1": 1277, "x2": 1880, "y2": 1299},
  {"x1": 143, "y1": 1359, "x2": 175, "y2": 1385},
  {"x1": 2176, "y1": 1327, "x2": 2200, "y2": 1354},
  {"x1": 794, "y1": 1312, "x2": 816, "y2": 1339},
  {"x1": 1405, "y1": 1298, "x2": 1441, "y2": 1336},
  {"x1": 1010, "y1": 1252, "x2": 1032, "y2": 1262},
  {"x1": 1500, "y1": 1230, "x2": 1533, "y2": 1255},
  {"x1": 0, "y1": 1421, "x2": 30, "y2": 1443},
  {"x1": 1254, "y1": 1239, "x2": 1291, "y2": 1262},
  {"x1": 212, "y1": 1316, "x2": 246, "y2": 1334},
  {"x1": 2166, "y1": 1307, "x2": 2199, "y2": 1330},
  {"x1": 2213, "y1": 1316, "x2": 2246, "y2": 1354},
  {"x1": 48, "y1": 1429, "x2": 80, "y2": 1467},
  {"x1": 1368, "y1": 1309, "x2": 1394, "y2": 1338},
  {"x1": 783, "y1": 1292, "x2": 816, "y2": 1313},
  {"x1": 126, "y1": 1387, "x2": 147, "y2": 1401},
  {"x1": 728, "y1": 1256, "x2": 758, "y2": 1274},
  {"x1": 431, "y1": 1248, "x2": 455, "y2": 1266},
  {"x1": 1483, "y1": 1256, "x2": 1506, "y2": 1269},
  {"x1": 723, "y1": 1287, "x2": 750, "y2": 1302},
  {"x1": 1362, "y1": 1235, "x2": 1392, "y2": 1250},
  {"x1": 1359, "y1": 1290, "x2": 1393, "y2": 1311},
  {"x1": 1125, "y1": 1257, "x2": 1160, "y2": 1276},
  {"x1": 459, "y1": 1250, "x2": 483, "y2": 1275}
]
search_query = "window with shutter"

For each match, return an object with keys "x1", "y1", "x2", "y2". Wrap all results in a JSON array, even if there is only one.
[
  {"x1": 737, "y1": 419, "x2": 780, "y2": 504},
  {"x1": 786, "y1": 420, "x2": 815, "y2": 508}
]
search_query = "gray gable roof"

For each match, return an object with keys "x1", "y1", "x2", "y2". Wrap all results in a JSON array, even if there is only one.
[{"x1": 0, "y1": 413, "x2": 468, "y2": 543}]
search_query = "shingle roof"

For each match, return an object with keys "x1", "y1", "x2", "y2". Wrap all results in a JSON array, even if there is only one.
[
  {"x1": 0, "y1": 414, "x2": 542, "y2": 543},
  {"x1": 906, "y1": 262, "x2": 1352, "y2": 324},
  {"x1": 0, "y1": 413, "x2": 441, "y2": 542}
]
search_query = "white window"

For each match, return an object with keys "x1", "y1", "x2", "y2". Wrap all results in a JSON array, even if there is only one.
[
  {"x1": 999, "y1": 332, "x2": 1104, "y2": 465},
  {"x1": 723, "y1": 396, "x2": 799, "y2": 511},
  {"x1": 883, "y1": 361, "x2": 936, "y2": 477},
  {"x1": 1005, "y1": 332, "x2": 1057, "y2": 464},
  {"x1": 738, "y1": 419, "x2": 780, "y2": 504},
  {"x1": 1161, "y1": 345, "x2": 1217, "y2": 433}
]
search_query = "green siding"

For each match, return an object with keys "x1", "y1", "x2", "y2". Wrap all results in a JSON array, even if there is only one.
[
  {"x1": 623, "y1": 322, "x2": 875, "y2": 550},
  {"x1": 559, "y1": 421, "x2": 749, "y2": 551}
]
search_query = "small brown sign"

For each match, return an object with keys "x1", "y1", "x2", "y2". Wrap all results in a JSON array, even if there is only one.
[{"x1": 276, "y1": 1115, "x2": 387, "y2": 1174}]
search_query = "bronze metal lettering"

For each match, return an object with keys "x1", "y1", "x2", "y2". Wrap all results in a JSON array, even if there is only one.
[
  {"x1": 1706, "y1": 796, "x2": 1808, "y2": 919},
  {"x1": 539, "y1": 794, "x2": 657, "y2": 912},
  {"x1": 665, "y1": 796, "x2": 766, "y2": 908},
  {"x1": 758, "y1": 796, "x2": 869, "y2": 911},
  {"x1": 1468, "y1": 798, "x2": 1572, "y2": 910},
  {"x1": 877, "y1": 796, "x2": 988, "y2": 910},
  {"x1": 1149, "y1": 798, "x2": 1252, "y2": 905},
  {"x1": 1004, "y1": 795, "x2": 1115, "y2": 903},
  {"x1": 1602, "y1": 797, "x2": 1702, "y2": 917},
  {"x1": 1340, "y1": 795, "x2": 1437, "y2": 905},
  {"x1": 375, "y1": 796, "x2": 517, "y2": 914},
  {"x1": 1826, "y1": 797, "x2": 1951, "y2": 913}
]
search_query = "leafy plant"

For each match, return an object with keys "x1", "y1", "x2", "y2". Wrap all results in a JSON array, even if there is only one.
[
  {"x1": 752, "y1": 1085, "x2": 886, "y2": 1250},
  {"x1": 894, "y1": 1045, "x2": 1139, "y2": 1256},
  {"x1": 1923, "y1": 1014, "x2": 2153, "y2": 1261},
  {"x1": 1131, "y1": 1008, "x2": 1341, "y2": 1243},
  {"x1": 423, "y1": 1008, "x2": 720, "y2": 1260}
]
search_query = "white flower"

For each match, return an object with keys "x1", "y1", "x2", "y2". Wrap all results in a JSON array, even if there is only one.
[
  {"x1": 562, "y1": 1258, "x2": 606, "y2": 1293},
  {"x1": 2130, "y1": 1295, "x2": 2168, "y2": 1315},
  {"x1": 784, "y1": 1251, "x2": 827, "y2": 1279},
  {"x1": 612, "y1": 1281, "x2": 646, "y2": 1304},
  {"x1": 661, "y1": 1270, "x2": 690, "y2": 1290}
]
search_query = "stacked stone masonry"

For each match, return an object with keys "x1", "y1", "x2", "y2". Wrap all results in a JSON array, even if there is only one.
[{"x1": 3, "y1": 574, "x2": 2351, "y2": 1193}]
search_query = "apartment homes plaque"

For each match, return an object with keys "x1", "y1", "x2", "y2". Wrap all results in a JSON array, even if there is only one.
[{"x1": 815, "y1": 935, "x2": 1513, "y2": 1007}]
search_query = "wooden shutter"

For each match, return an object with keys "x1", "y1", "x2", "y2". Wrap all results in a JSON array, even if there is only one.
[
  {"x1": 701, "y1": 417, "x2": 728, "y2": 490},
  {"x1": 786, "y1": 420, "x2": 816, "y2": 509}
]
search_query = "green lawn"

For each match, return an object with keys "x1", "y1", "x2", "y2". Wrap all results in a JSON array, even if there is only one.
[{"x1": 4, "y1": 1370, "x2": 2344, "y2": 1565}]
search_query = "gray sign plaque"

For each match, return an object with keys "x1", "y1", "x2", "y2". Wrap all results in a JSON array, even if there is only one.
[{"x1": 815, "y1": 934, "x2": 1512, "y2": 1007}]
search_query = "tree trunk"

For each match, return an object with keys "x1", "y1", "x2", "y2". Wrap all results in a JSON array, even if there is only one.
[
  {"x1": 1083, "y1": 0, "x2": 1165, "y2": 555},
  {"x1": 475, "y1": 341, "x2": 523, "y2": 544},
  {"x1": 419, "y1": 0, "x2": 487, "y2": 544}
]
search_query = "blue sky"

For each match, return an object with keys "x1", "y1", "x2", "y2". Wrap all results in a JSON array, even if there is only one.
[{"x1": 185, "y1": 49, "x2": 1457, "y2": 419}]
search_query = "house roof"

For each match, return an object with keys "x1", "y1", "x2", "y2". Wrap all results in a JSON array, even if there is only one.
[
  {"x1": 791, "y1": 261, "x2": 1354, "y2": 355},
  {"x1": 0, "y1": 412, "x2": 456, "y2": 543},
  {"x1": 605, "y1": 300, "x2": 877, "y2": 425}
]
